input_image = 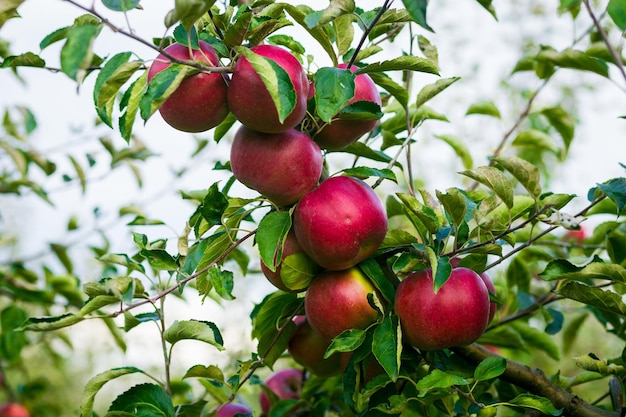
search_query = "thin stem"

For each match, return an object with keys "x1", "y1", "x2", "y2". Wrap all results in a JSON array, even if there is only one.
[
  {"x1": 347, "y1": 0, "x2": 393, "y2": 68},
  {"x1": 158, "y1": 296, "x2": 172, "y2": 395}
]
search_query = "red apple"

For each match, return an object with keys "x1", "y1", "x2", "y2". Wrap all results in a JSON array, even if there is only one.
[
  {"x1": 394, "y1": 267, "x2": 490, "y2": 351},
  {"x1": 304, "y1": 267, "x2": 381, "y2": 340},
  {"x1": 565, "y1": 225, "x2": 587, "y2": 243},
  {"x1": 211, "y1": 402, "x2": 253, "y2": 417},
  {"x1": 228, "y1": 45, "x2": 309, "y2": 133},
  {"x1": 147, "y1": 41, "x2": 229, "y2": 133},
  {"x1": 0, "y1": 403, "x2": 29, "y2": 417},
  {"x1": 449, "y1": 258, "x2": 497, "y2": 323},
  {"x1": 260, "y1": 230, "x2": 320, "y2": 292},
  {"x1": 288, "y1": 316, "x2": 340, "y2": 377},
  {"x1": 259, "y1": 368, "x2": 303, "y2": 415},
  {"x1": 313, "y1": 63, "x2": 382, "y2": 151},
  {"x1": 293, "y1": 176, "x2": 387, "y2": 271},
  {"x1": 230, "y1": 126, "x2": 323, "y2": 207}
]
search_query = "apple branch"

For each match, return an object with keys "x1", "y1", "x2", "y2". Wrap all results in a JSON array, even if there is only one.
[{"x1": 453, "y1": 344, "x2": 619, "y2": 417}]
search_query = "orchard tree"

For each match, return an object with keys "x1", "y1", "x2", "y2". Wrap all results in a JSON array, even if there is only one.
[{"x1": 0, "y1": 0, "x2": 626, "y2": 416}]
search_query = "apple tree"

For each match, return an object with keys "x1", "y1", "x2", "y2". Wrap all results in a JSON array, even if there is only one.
[{"x1": 1, "y1": 0, "x2": 626, "y2": 416}]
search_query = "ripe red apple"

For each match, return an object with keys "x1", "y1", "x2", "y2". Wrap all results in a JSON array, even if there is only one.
[
  {"x1": 228, "y1": 45, "x2": 309, "y2": 133},
  {"x1": 305, "y1": 267, "x2": 381, "y2": 340},
  {"x1": 260, "y1": 230, "x2": 320, "y2": 292},
  {"x1": 211, "y1": 402, "x2": 253, "y2": 417},
  {"x1": 230, "y1": 126, "x2": 323, "y2": 207},
  {"x1": 0, "y1": 403, "x2": 29, "y2": 417},
  {"x1": 565, "y1": 225, "x2": 587, "y2": 243},
  {"x1": 147, "y1": 41, "x2": 229, "y2": 133},
  {"x1": 313, "y1": 63, "x2": 382, "y2": 151},
  {"x1": 259, "y1": 368, "x2": 303, "y2": 415},
  {"x1": 449, "y1": 258, "x2": 497, "y2": 323},
  {"x1": 288, "y1": 316, "x2": 340, "y2": 377},
  {"x1": 293, "y1": 176, "x2": 387, "y2": 271},
  {"x1": 394, "y1": 267, "x2": 491, "y2": 351}
]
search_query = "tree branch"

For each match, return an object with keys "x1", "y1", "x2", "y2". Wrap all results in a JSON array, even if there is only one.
[{"x1": 454, "y1": 344, "x2": 619, "y2": 417}]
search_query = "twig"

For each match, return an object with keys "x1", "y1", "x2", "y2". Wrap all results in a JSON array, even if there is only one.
[{"x1": 347, "y1": 0, "x2": 394, "y2": 68}]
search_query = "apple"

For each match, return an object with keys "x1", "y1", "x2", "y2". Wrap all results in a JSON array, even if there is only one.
[
  {"x1": 260, "y1": 230, "x2": 320, "y2": 292},
  {"x1": 565, "y1": 225, "x2": 587, "y2": 243},
  {"x1": 449, "y1": 258, "x2": 497, "y2": 323},
  {"x1": 259, "y1": 368, "x2": 303, "y2": 415},
  {"x1": 0, "y1": 403, "x2": 29, "y2": 417},
  {"x1": 304, "y1": 267, "x2": 381, "y2": 340},
  {"x1": 228, "y1": 45, "x2": 309, "y2": 133},
  {"x1": 211, "y1": 402, "x2": 253, "y2": 417},
  {"x1": 288, "y1": 316, "x2": 340, "y2": 377},
  {"x1": 394, "y1": 267, "x2": 491, "y2": 351},
  {"x1": 313, "y1": 63, "x2": 382, "y2": 151},
  {"x1": 230, "y1": 126, "x2": 322, "y2": 207},
  {"x1": 293, "y1": 176, "x2": 387, "y2": 271},
  {"x1": 147, "y1": 40, "x2": 229, "y2": 133}
]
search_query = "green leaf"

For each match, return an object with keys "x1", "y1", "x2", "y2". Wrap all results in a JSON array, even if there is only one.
[
  {"x1": 0, "y1": 0, "x2": 23, "y2": 30},
  {"x1": 359, "y1": 257, "x2": 397, "y2": 305},
  {"x1": 590, "y1": 178, "x2": 626, "y2": 214},
  {"x1": 475, "y1": 0, "x2": 497, "y2": 19},
  {"x1": 474, "y1": 356, "x2": 507, "y2": 381},
  {"x1": 102, "y1": 0, "x2": 140, "y2": 12},
  {"x1": 108, "y1": 383, "x2": 175, "y2": 417},
  {"x1": 609, "y1": 0, "x2": 626, "y2": 30},
  {"x1": 119, "y1": 71, "x2": 148, "y2": 142},
  {"x1": 330, "y1": 141, "x2": 394, "y2": 165},
  {"x1": 466, "y1": 100, "x2": 501, "y2": 118},
  {"x1": 207, "y1": 266, "x2": 234, "y2": 300},
  {"x1": 558, "y1": 281, "x2": 626, "y2": 316},
  {"x1": 0, "y1": 52, "x2": 45, "y2": 68},
  {"x1": 436, "y1": 188, "x2": 467, "y2": 227},
  {"x1": 94, "y1": 52, "x2": 142, "y2": 126},
  {"x1": 334, "y1": 14, "x2": 355, "y2": 57},
  {"x1": 314, "y1": 66, "x2": 355, "y2": 123},
  {"x1": 279, "y1": 3, "x2": 337, "y2": 64},
  {"x1": 341, "y1": 166, "x2": 397, "y2": 183},
  {"x1": 368, "y1": 72, "x2": 408, "y2": 109},
  {"x1": 372, "y1": 316, "x2": 401, "y2": 382},
  {"x1": 325, "y1": 329, "x2": 366, "y2": 357},
  {"x1": 541, "y1": 106, "x2": 574, "y2": 152},
  {"x1": 335, "y1": 100, "x2": 382, "y2": 121},
  {"x1": 510, "y1": 321, "x2": 560, "y2": 360},
  {"x1": 357, "y1": 55, "x2": 439, "y2": 76},
  {"x1": 257, "y1": 211, "x2": 292, "y2": 273},
  {"x1": 417, "y1": 369, "x2": 468, "y2": 394},
  {"x1": 222, "y1": 8, "x2": 252, "y2": 48},
  {"x1": 493, "y1": 156, "x2": 542, "y2": 198},
  {"x1": 139, "y1": 64, "x2": 194, "y2": 121},
  {"x1": 397, "y1": 193, "x2": 440, "y2": 234},
  {"x1": 199, "y1": 182, "x2": 229, "y2": 227},
  {"x1": 166, "y1": 0, "x2": 216, "y2": 30},
  {"x1": 140, "y1": 249, "x2": 178, "y2": 271},
  {"x1": 401, "y1": 0, "x2": 433, "y2": 32},
  {"x1": 164, "y1": 320, "x2": 224, "y2": 350},
  {"x1": 182, "y1": 364, "x2": 224, "y2": 381},
  {"x1": 304, "y1": 0, "x2": 355, "y2": 28},
  {"x1": 280, "y1": 253, "x2": 319, "y2": 291},
  {"x1": 61, "y1": 23, "x2": 103, "y2": 82},
  {"x1": 540, "y1": 259, "x2": 626, "y2": 283},
  {"x1": 236, "y1": 46, "x2": 296, "y2": 124},
  {"x1": 80, "y1": 367, "x2": 147, "y2": 417},
  {"x1": 415, "y1": 77, "x2": 460, "y2": 108},
  {"x1": 434, "y1": 134, "x2": 473, "y2": 170},
  {"x1": 433, "y1": 255, "x2": 452, "y2": 293},
  {"x1": 460, "y1": 166, "x2": 514, "y2": 208},
  {"x1": 536, "y1": 47, "x2": 609, "y2": 78},
  {"x1": 68, "y1": 155, "x2": 87, "y2": 194},
  {"x1": 513, "y1": 129, "x2": 560, "y2": 155},
  {"x1": 502, "y1": 393, "x2": 562, "y2": 415}
]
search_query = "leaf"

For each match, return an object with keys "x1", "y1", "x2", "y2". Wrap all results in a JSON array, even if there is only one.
[
  {"x1": 558, "y1": 281, "x2": 626, "y2": 316},
  {"x1": 416, "y1": 369, "x2": 468, "y2": 394},
  {"x1": 510, "y1": 322, "x2": 560, "y2": 360},
  {"x1": 139, "y1": 64, "x2": 194, "y2": 121},
  {"x1": 119, "y1": 71, "x2": 148, "y2": 142},
  {"x1": 0, "y1": 52, "x2": 45, "y2": 68},
  {"x1": 165, "y1": 0, "x2": 216, "y2": 30},
  {"x1": 368, "y1": 72, "x2": 408, "y2": 109},
  {"x1": 199, "y1": 182, "x2": 229, "y2": 227},
  {"x1": 589, "y1": 178, "x2": 626, "y2": 214},
  {"x1": 493, "y1": 156, "x2": 542, "y2": 198},
  {"x1": 434, "y1": 134, "x2": 473, "y2": 170},
  {"x1": 182, "y1": 364, "x2": 224, "y2": 381},
  {"x1": 304, "y1": 0, "x2": 355, "y2": 28},
  {"x1": 357, "y1": 55, "x2": 439, "y2": 76},
  {"x1": 207, "y1": 267, "x2": 234, "y2": 300},
  {"x1": 475, "y1": 0, "x2": 497, "y2": 19},
  {"x1": 541, "y1": 106, "x2": 574, "y2": 152},
  {"x1": 94, "y1": 52, "x2": 142, "y2": 126},
  {"x1": 325, "y1": 328, "x2": 367, "y2": 357},
  {"x1": 0, "y1": 0, "x2": 23, "y2": 29},
  {"x1": 314, "y1": 66, "x2": 355, "y2": 122},
  {"x1": 512, "y1": 129, "x2": 560, "y2": 155},
  {"x1": 436, "y1": 188, "x2": 467, "y2": 227},
  {"x1": 256, "y1": 211, "x2": 292, "y2": 273},
  {"x1": 466, "y1": 100, "x2": 501, "y2": 118},
  {"x1": 401, "y1": 0, "x2": 433, "y2": 32},
  {"x1": 164, "y1": 320, "x2": 224, "y2": 350},
  {"x1": 140, "y1": 249, "x2": 178, "y2": 271},
  {"x1": 609, "y1": 0, "x2": 626, "y2": 30},
  {"x1": 397, "y1": 193, "x2": 440, "y2": 234},
  {"x1": 459, "y1": 166, "x2": 514, "y2": 208},
  {"x1": 102, "y1": 0, "x2": 140, "y2": 12},
  {"x1": 474, "y1": 356, "x2": 507, "y2": 381},
  {"x1": 236, "y1": 46, "x2": 296, "y2": 124},
  {"x1": 68, "y1": 155, "x2": 87, "y2": 194},
  {"x1": 540, "y1": 259, "x2": 626, "y2": 283},
  {"x1": 372, "y1": 316, "x2": 401, "y2": 382},
  {"x1": 61, "y1": 23, "x2": 103, "y2": 82},
  {"x1": 359, "y1": 257, "x2": 397, "y2": 305},
  {"x1": 502, "y1": 393, "x2": 562, "y2": 415},
  {"x1": 536, "y1": 47, "x2": 609, "y2": 78},
  {"x1": 80, "y1": 367, "x2": 147, "y2": 417},
  {"x1": 279, "y1": 3, "x2": 337, "y2": 64},
  {"x1": 108, "y1": 383, "x2": 175, "y2": 417},
  {"x1": 333, "y1": 141, "x2": 394, "y2": 165},
  {"x1": 415, "y1": 77, "x2": 460, "y2": 108},
  {"x1": 341, "y1": 166, "x2": 397, "y2": 183}
]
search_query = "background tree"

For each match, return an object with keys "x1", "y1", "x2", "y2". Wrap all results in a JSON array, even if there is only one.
[{"x1": 0, "y1": 0, "x2": 625, "y2": 416}]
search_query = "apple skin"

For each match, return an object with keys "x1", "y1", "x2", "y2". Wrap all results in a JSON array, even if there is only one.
[
  {"x1": 394, "y1": 267, "x2": 490, "y2": 351},
  {"x1": 211, "y1": 402, "x2": 253, "y2": 417},
  {"x1": 449, "y1": 258, "x2": 497, "y2": 323},
  {"x1": 147, "y1": 41, "x2": 229, "y2": 133},
  {"x1": 313, "y1": 63, "x2": 382, "y2": 151},
  {"x1": 228, "y1": 45, "x2": 309, "y2": 133},
  {"x1": 230, "y1": 126, "x2": 323, "y2": 207},
  {"x1": 304, "y1": 267, "x2": 381, "y2": 340},
  {"x1": 259, "y1": 368, "x2": 303, "y2": 415},
  {"x1": 288, "y1": 316, "x2": 341, "y2": 377},
  {"x1": 0, "y1": 403, "x2": 29, "y2": 417},
  {"x1": 293, "y1": 176, "x2": 387, "y2": 271},
  {"x1": 260, "y1": 230, "x2": 320, "y2": 292}
]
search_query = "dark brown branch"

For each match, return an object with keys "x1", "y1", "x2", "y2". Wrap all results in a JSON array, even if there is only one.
[{"x1": 454, "y1": 344, "x2": 619, "y2": 417}]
